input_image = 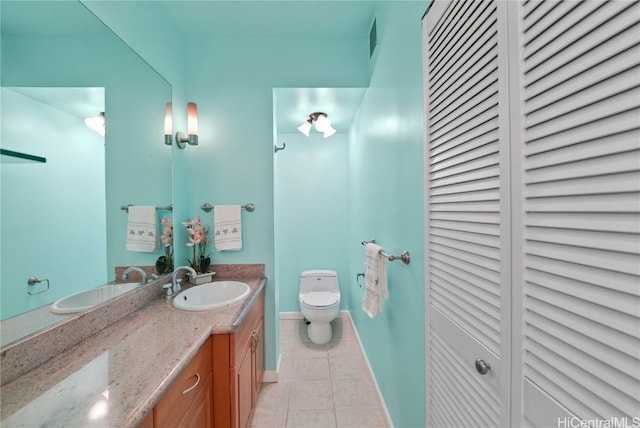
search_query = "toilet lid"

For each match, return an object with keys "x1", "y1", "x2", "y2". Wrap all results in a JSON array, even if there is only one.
[{"x1": 301, "y1": 291, "x2": 339, "y2": 308}]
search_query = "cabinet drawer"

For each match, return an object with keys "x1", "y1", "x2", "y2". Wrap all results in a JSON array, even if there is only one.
[{"x1": 156, "y1": 338, "x2": 212, "y2": 428}]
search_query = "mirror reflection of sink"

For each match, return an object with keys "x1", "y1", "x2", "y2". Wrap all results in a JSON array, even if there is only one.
[
  {"x1": 173, "y1": 281, "x2": 250, "y2": 312},
  {"x1": 50, "y1": 282, "x2": 139, "y2": 314}
]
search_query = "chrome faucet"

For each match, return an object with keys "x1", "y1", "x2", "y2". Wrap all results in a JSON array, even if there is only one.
[
  {"x1": 165, "y1": 266, "x2": 197, "y2": 297},
  {"x1": 121, "y1": 266, "x2": 148, "y2": 285}
]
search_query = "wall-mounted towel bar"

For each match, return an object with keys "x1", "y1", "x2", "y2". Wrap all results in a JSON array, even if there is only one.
[
  {"x1": 361, "y1": 239, "x2": 411, "y2": 265},
  {"x1": 120, "y1": 205, "x2": 173, "y2": 212},
  {"x1": 200, "y1": 203, "x2": 255, "y2": 213}
]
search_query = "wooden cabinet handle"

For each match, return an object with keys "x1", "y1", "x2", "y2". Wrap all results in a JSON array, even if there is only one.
[{"x1": 182, "y1": 373, "x2": 201, "y2": 395}]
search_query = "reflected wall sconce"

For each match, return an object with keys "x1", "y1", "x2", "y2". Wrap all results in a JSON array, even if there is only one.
[
  {"x1": 164, "y1": 102, "x2": 173, "y2": 145},
  {"x1": 85, "y1": 112, "x2": 105, "y2": 137},
  {"x1": 166, "y1": 102, "x2": 199, "y2": 149},
  {"x1": 297, "y1": 112, "x2": 336, "y2": 138}
]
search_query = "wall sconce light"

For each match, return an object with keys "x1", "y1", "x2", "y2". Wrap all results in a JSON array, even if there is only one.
[
  {"x1": 174, "y1": 102, "x2": 199, "y2": 149},
  {"x1": 84, "y1": 112, "x2": 105, "y2": 137},
  {"x1": 164, "y1": 102, "x2": 173, "y2": 145},
  {"x1": 297, "y1": 112, "x2": 336, "y2": 138}
]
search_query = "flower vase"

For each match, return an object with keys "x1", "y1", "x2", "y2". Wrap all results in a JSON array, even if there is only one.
[
  {"x1": 198, "y1": 256, "x2": 211, "y2": 274},
  {"x1": 190, "y1": 272, "x2": 215, "y2": 285},
  {"x1": 155, "y1": 256, "x2": 169, "y2": 274}
]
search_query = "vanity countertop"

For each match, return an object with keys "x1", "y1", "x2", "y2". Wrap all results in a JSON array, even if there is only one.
[{"x1": 0, "y1": 276, "x2": 266, "y2": 428}]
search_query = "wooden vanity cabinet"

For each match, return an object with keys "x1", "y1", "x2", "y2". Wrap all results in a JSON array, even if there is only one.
[
  {"x1": 152, "y1": 337, "x2": 213, "y2": 428},
  {"x1": 138, "y1": 288, "x2": 264, "y2": 428},
  {"x1": 212, "y1": 289, "x2": 265, "y2": 428}
]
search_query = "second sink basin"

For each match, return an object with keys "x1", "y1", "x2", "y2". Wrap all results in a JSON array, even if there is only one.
[
  {"x1": 173, "y1": 281, "x2": 250, "y2": 311},
  {"x1": 51, "y1": 282, "x2": 139, "y2": 314}
]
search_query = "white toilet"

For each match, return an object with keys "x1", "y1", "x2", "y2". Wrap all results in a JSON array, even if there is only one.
[{"x1": 299, "y1": 270, "x2": 341, "y2": 345}]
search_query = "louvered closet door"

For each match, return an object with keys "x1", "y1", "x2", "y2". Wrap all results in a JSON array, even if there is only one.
[
  {"x1": 517, "y1": 1, "x2": 640, "y2": 426},
  {"x1": 422, "y1": 1, "x2": 511, "y2": 426}
]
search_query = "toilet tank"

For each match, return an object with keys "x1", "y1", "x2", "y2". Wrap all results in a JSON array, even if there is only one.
[{"x1": 299, "y1": 270, "x2": 339, "y2": 294}]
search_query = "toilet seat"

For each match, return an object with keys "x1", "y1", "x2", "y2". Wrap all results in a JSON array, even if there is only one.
[{"x1": 300, "y1": 291, "x2": 339, "y2": 308}]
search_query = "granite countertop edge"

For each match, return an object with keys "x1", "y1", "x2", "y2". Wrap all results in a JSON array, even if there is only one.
[{"x1": 0, "y1": 277, "x2": 266, "y2": 428}]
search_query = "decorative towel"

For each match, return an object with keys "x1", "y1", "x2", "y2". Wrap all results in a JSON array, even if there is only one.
[
  {"x1": 214, "y1": 205, "x2": 242, "y2": 251},
  {"x1": 362, "y1": 242, "x2": 388, "y2": 318},
  {"x1": 126, "y1": 206, "x2": 157, "y2": 252}
]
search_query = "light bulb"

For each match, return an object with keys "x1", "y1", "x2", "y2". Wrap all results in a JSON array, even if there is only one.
[
  {"x1": 323, "y1": 125, "x2": 337, "y2": 138},
  {"x1": 84, "y1": 113, "x2": 105, "y2": 137},
  {"x1": 187, "y1": 102, "x2": 198, "y2": 135},
  {"x1": 297, "y1": 121, "x2": 312, "y2": 137},
  {"x1": 314, "y1": 114, "x2": 329, "y2": 132}
]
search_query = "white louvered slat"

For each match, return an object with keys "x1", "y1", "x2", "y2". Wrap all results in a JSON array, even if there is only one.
[
  {"x1": 527, "y1": 192, "x2": 640, "y2": 214},
  {"x1": 525, "y1": 47, "x2": 640, "y2": 114},
  {"x1": 424, "y1": 0, "x2": 509, "y2": 425},
  {"x1": 524, "y1": 2, "x2": 638, "y2": 86},
  {"x1": 526, "y1": 327, "x2": 640, "y2": 405},
  {"x1": 525, "y1": 130, "x2": 640, "y2": 170},
  {"x1": 526, "y1": 212, "x2": 640, "y2": 234},
  {"x1": 527, "y1": 311, "x2": 640, "y2": 380},
  {"x1": 525, "y1": 108, "x2": 640, "y2": 155},
  {"x1": 523, "y1": 1, "x2": 601, "y2": 60},
  {"x1": 430, "y1": 125, "x2": 498, "y2": 163}
]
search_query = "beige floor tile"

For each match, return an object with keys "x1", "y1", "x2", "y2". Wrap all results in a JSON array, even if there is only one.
[
  {"x1": 329, "y1": 355, "x2": 369, "y2": 379},
  {"x1": 327, "y1": 337, "x2": 361, "y2": 357},
  {"x1": 256, "y1": 380, "x2": 292, "y2": 410},
  {"x1": 287, "y1": 409, "x2": 337, "y2": 428},
  {"x1": 264, "y1": 315, "x2": 388, "y2": 427},
  {"x1": 292, "y1": 357, "x2": 330, "y2": 380},
  {"x1": 289, "y1": 380, "x2": 334, "y2": 410},
  {"x1": 279, "y1": 356, "x2": 294, "y2": 380},
  {"x1": 294, "y1": 340, "x2": 328, "y2": 358},
  {"x1": 332, "y1": 378, "x2": 380, "y2": 409},
  {"x1": 335, "y1": 407, "x2": 387, "y2": 428},
  {"x1": 250, "y1": 408, "x2": 288, "y2": 428}
]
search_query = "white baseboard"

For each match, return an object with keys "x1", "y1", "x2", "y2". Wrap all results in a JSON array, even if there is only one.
[
  {"x1": 344, "y1": 311, "x2": 394, "y2": 428},
  {"x1": 279, "y1": 311, "x2": 304, "y2": 320},
  {"x1": 262, "y1": 352, "x2": 281, "y2": 383}
]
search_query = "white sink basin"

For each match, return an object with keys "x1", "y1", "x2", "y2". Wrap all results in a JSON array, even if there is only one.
[
  {"x1": 173, "y1": 281, "x2": 250, "y2": 311},
  {"x1": 50, "y1": 282, "x2": 139, "y2": 314}
]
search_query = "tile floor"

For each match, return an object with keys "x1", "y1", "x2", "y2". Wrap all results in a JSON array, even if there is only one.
[{"x1": 250, "y1": 315, "x2": 389, "y2": 428}]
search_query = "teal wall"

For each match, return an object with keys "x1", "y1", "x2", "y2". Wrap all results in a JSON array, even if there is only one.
[
  {"x1": 274, "y1": 133, "x2": 350, "y2": 312},
  {"x1": 346, "y1": 3, "x2": 427, "y2": 427},
  {"x1": 185, "y1": 35, "x2": 369, "y2": 370},
  {"x1": 1, "y1": 88, "x2": 107, "y2": 319}
]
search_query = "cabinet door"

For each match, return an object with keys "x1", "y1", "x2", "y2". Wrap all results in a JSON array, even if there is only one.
[
  {"x1": 176, "y1": 374, "x2": 213, "y2": 428},
  {"x1": 422, "y1": 0, "x2": 512, "y2": 426},
  {"x1": 514, "y1": 1, "x2": 640, "y2": 425},
  {"x1": 236, "y1": 346, "x2": 253, "y2": 428}
]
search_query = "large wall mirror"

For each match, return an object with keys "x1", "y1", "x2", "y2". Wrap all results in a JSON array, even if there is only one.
[{"x1": 0, "y1": 0, "x2": 172, "y2": 347}]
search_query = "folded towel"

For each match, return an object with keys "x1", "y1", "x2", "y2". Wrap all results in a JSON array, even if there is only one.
[
  {"x1": 126, "y1": 206, "x2": 157, "y2": 252},
  {"x1": 362, "y1": 242, "x2": 388, "y2": 318},
  {"x1": 214, "y1": 205, "x2": 242, "y2": 251}
]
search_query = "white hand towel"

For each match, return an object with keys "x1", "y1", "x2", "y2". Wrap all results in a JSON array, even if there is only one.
[
  {"x1": 214, "y1": 205, "x2": 242, "y2": 251},
  {"x1": 126, "y1": 206, "x2": 157, "y2": 252},
  {"x1": 362, "y1": 242, "x2": 388, "y2": 318}
]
